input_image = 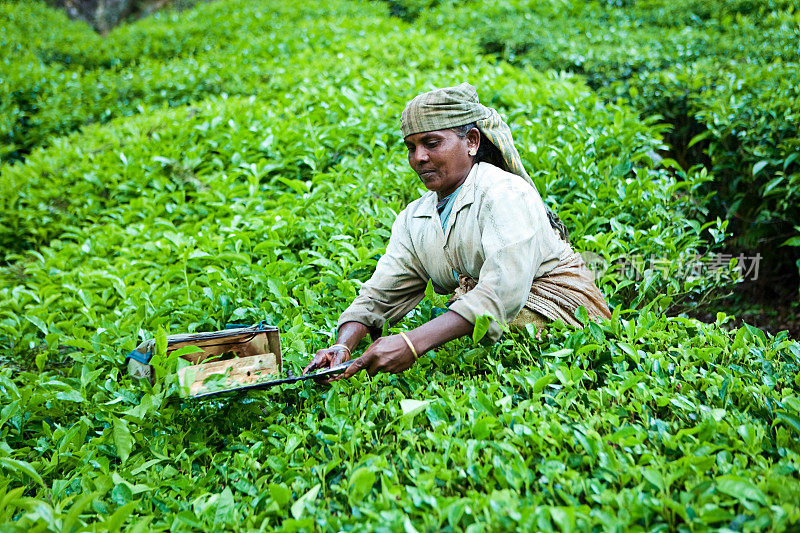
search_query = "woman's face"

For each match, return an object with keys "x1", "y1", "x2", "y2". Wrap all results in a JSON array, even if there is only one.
[{"x1": 404, "y1": 128, "x2": 479, "y2": 200}]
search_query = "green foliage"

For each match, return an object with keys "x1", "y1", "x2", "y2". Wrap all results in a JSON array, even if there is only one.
[
  {"x1": 1, "y1": 0, "x2": 797, "y2": 530},
  {"x1": 0, "y1": 69, "x2": 731, "y2": 315},
  {"x1": 0, "y1": 0, "x2": 388, "y2": 163},
  {"x1": 413, "y1": 0, "x2": 800, "y2": 266}
]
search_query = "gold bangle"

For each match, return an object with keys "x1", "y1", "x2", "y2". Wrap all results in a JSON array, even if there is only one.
[
  {"x1": 330, "y1": 344, "x2": 351, "y2": 357},
  {"x1": 398, "y1": 332, "x2": 418, "y2": 360}
]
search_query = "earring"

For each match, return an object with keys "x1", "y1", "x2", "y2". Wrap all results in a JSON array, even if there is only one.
[{"x1": 468, "y1": 149, "x2": 477, "y2": 156}]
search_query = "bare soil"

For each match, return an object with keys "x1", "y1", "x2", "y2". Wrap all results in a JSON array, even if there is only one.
[{"x1": 692, "y1": 248, "x2": 800, "y2": 339}]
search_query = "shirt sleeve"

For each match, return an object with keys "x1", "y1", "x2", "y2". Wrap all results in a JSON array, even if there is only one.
[
  {"x1": 447, "y1": 181, "x2": 552, "y2": 342},
  {"x1": 337, "y1": 211, "x2": 428, "y2": 332}
]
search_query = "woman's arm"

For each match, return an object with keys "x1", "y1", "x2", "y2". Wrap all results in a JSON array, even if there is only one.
[
  {"x1": 332, "y1": 310, "x2": 472, "y2": 379},
  {"x1": 304, "y1": 308, "x2": 473, "y2": 378},
  {"x1": 406, "y1": 310, "x2": 473, "y2": 354}
]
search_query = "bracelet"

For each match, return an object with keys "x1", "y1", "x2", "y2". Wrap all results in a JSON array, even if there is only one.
[
  {"x1": 330, "y1": 344, "x2": 351, "y2": 357},
  {"x1": 398, "y1": 332, "x2": 418, "y2": 360}
]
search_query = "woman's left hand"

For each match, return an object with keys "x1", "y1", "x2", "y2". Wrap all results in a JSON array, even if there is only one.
[{"x1": 330, "y1": 334, "x2": 416, "y2": 381}]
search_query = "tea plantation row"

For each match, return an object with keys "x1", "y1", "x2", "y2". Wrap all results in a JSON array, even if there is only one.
[
  {"x1": 0, "y1": 0, "x2": 394, "y2": 165},
  {"x1": 401, "y1": 0, "x2": 800, "y2": 276},
  {"x1": 1, "y1": 0, "x2": 799, "y2": 531}
]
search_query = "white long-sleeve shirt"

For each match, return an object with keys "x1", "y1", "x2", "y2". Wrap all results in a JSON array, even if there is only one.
[{"x1": 337, "y1": 162, "x2": 568, "y2": 342}]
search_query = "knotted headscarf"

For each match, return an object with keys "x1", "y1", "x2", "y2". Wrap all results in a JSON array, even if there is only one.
[{"x1": 401, "y1": 82, "x2": 569, "y2": 241}]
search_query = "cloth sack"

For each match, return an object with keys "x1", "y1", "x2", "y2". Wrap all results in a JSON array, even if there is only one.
[{"x1": 450, "y1": 248, "x2": 612, "y2": 331}]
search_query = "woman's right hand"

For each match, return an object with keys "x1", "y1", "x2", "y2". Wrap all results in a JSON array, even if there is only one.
[{"x1": 302, "y1": 345, "x2": 351, "y2": 376}]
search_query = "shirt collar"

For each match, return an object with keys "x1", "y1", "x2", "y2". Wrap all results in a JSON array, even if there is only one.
[{"x1": 412, "y1": 163, "x2": 479, "y2": 219}]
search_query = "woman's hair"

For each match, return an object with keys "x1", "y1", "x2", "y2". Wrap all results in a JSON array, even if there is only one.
[{"x1": 451, "y1": 123, "x2": 506, "y2": 169}]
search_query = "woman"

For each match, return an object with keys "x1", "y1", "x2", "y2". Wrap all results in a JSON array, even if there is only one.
[{"x1": 304, "y1": 83, "x2": 611, "y2": 380}]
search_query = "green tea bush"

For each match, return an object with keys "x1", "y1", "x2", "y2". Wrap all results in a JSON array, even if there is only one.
[
  {"x1": 0, "y1": 0, "x2": 386, "y2": 163},
  {"x1": 630, "y1": 59, "x2": 800, "y2": 249},
  {"x1": 2, "y1": 313, "x2": 799, "y2": 531},
  {"x1": 1, "y1": 0, "x2": 797, "y2": 530},
  {"x1": 0, "y1": 70, "x2": 730, "y2": 316},
  {"x1": 414, "y1": 0, "x2": 800, "y2": 273}
]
